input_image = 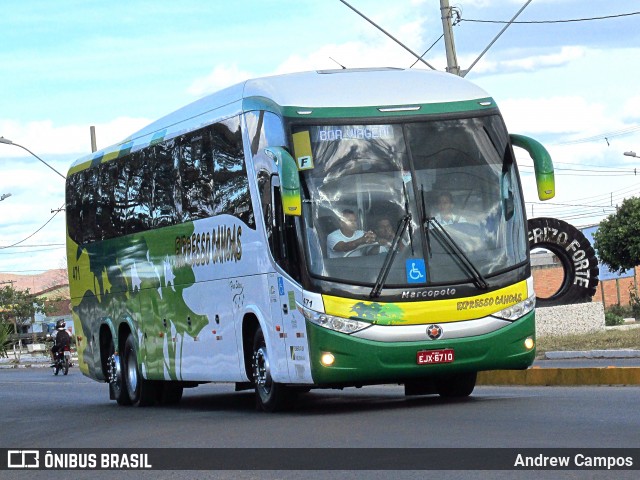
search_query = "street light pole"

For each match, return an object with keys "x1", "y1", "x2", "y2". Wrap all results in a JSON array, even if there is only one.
[{"x1": 0, "y1": 137, "x2": 66, "y2": 180}]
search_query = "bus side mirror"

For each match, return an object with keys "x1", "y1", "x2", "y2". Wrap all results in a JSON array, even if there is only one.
[
  {"x1": 510, "y1": 134, "x2": 555, "y2": 201},
  {"x1": 501, "y1": 171, "x2": 515, "y2": 221},
  {"x1": 265, "y1": 147, "x2": 301, "y2": 216}
]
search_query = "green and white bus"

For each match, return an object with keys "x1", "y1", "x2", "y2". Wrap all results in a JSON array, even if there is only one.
[{"x1": 66, "y1": 68, "x2": 554, "y2": 411}]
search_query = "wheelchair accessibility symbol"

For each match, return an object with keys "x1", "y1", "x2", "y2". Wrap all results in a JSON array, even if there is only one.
[{"x1": 406, "y1": 259, "x2": 426, "y2": 284}]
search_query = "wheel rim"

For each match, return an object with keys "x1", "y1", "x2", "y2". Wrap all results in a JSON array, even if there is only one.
[
  {"x1": 107, "y1": 353, "x2": 121, "y2": 389},
  {"x1": 253, "y1": 346, "x2": 272, "y2": 396},
  {"x1": 127, "y1": 349, "x2": 138, "y2": 394}
]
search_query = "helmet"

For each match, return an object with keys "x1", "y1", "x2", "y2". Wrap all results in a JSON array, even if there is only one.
[{"x1": 55, "y1": 320, "x2": 66, "y2": 330}]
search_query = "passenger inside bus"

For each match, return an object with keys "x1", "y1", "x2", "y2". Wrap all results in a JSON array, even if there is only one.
[
  {"x1": 433, "y1": 191, "x2": 467, "y2": 225},
  {"x1": 326, "y1": 209, "x2": 377, "y2": 258}
]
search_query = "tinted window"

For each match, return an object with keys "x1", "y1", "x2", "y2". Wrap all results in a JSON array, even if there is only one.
[
  {"x1": 212, "y1": 117, "x2": 254, "y2": 227},
  {"x1": 66, "y1": 115, "x2": 254, "y2": 245}
]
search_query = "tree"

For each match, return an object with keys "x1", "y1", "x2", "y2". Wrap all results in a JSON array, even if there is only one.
[
  {"x1": 592, "y1": 197, "x2": 640, "y2": 274},
  {"x1": 0, "y1": 285, "x2": 50, "y2": 336},
  {"x1": 0, "y1": 323, "x2": 11, "y2": 358}
]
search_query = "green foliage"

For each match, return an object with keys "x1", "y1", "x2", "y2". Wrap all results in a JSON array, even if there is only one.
[
  {"x1": 629, "y1": 286, "x2": 640, "y2": 319},
  {"x1": 607, "y1": 303, "x2": 629, "y2": 318},
  {"x1": 604, "y1": 312, "x2": 624, "y2": 326},
  {"x1": 593, "y1": 197, "x2": 640, "y2": 274},
  {"x1": 0, "y1": 323, "x2": 11, "y2": 358},
  {"x1": 0, "y1": 285, "x2": 50, "y2": 332},
  {"x1": 536, "y1": 328, "x2": 640, "y2": 353}
]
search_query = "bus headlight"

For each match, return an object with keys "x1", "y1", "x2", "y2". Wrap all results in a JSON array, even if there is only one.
[
  {"x1": 492, "y1": 295, "x2": 536, "y2": 321},
  {"x1": 301, "y1": 306, "x2": 371, "y2": 334}
]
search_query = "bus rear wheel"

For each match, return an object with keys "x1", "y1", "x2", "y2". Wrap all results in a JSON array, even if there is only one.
[
  {"x1": 252, "y1": 327, "x2": 296, "y2": 412},
  {"x1": 123, "y1": 334, "x2": 157, "y2": 407},
  {"x1": 435, "y1": 372, "x2": 477, "y2": 398},
  {"x1": 107, "y1": 337, "x2": 130, "y2": 406},
  {"x1": 157, "y1": 383, "x2": 183, "y2": 405}
]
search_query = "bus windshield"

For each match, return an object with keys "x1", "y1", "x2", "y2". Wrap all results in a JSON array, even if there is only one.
[{"x1": 294, "y1": 114, "x2": 528, "y2": 288}]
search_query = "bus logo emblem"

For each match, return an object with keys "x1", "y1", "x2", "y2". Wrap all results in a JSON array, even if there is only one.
[{"x1": 426, "y1": 325, "x2": 442, "y2": 340}]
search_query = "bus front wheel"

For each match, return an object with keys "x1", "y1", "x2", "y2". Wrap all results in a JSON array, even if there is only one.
[
  {"x1": 436, "y1": 371, "x2": 477, "y2": 398},
  {"x1": 252, "y1": 327, "x2": 296, "y2": 412}
]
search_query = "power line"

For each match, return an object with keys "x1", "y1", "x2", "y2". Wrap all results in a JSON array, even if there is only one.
[
  {"x1": 409, "y1": 34, "x2": 444, "y2": 68},
  {"x1": 0, "y1": 204, "x2": 64, "y2": 250},
  {"x1": 0, "y1": 243, "x2": 65, "y2": 249},
  {"x1": 553, "y1": 125, "x2": 640, "y2": 146},
  {"x1": 0, "y1": 246, "x2": 65, "y2": 255},
  {"x1": 461, "y1": 11, "x2": 640, "y2": 25}
]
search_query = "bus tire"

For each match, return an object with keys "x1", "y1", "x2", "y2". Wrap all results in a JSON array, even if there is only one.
[
  {"x1": 157, "y1": 383, "x2": 183, "y2": 405},
  {"x1": 107, "y1": 338, "x2": 130, "y2": 406},
  {"x1": 528, "y1": 217, "x2": 599, "y2": 307},
  {"x1": 123, "y1": 334, "x2": 157, "y2": 407},
  {"x1": 436, "y1": 371, "x2": 477, "y2": 398},
  {"x1": 252, "y1": 327, "x2": 296, "y2": 412}
]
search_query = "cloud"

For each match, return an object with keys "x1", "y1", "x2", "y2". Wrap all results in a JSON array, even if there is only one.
[
  {"x1": 464, "y1": 46, "x2": 586, "y2": 75},
  {"x1": 0, "y1": 117, "x2": 151, "y2": 158},
  {"x1": 622, "y1": 95, "x2": 640, "y2": 122},
  {"x1": 186, "y1": 64, "x2": 254, "y2": 97},
  {"x1": 498, "y1": 95, "x2": 622, "y2": 136}
]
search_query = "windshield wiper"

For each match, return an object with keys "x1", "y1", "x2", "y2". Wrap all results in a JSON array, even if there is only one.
[
  {"x1": 370, "y1": 213, "x2": 411, "y2": 299},
  {"x1": 426, "y1": 217, "x2": 490, "y2": 290},
  {"x1": 369, "y1": 182, "x2": 415, "y2": 299}
]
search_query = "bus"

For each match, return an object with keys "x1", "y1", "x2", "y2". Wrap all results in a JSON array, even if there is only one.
[{"x1": 65, "y1": 68, "x2": 555, "y2": 411}]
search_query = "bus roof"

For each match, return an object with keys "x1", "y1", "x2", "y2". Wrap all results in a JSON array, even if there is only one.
[{"x1": 69, "y1": 68, "x2": 493, "y2": 173}]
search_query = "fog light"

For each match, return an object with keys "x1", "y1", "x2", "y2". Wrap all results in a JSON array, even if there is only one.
[
  {"x1": 320, "y1": 352, "x2": 335, "y2": 366},
  {"x1": 524, "y1": 337, "x2": 535, "y2": 350}
]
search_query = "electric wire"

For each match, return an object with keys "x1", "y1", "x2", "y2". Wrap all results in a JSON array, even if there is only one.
[
  {"x1": 0, "y1": 204, "x2": 64, "y2": 250},
  {"x1": 461, "y1": 11, "x2": 640, "y2": 25}
]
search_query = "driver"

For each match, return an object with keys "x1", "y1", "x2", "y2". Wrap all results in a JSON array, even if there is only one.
[
  {"x1": 434, "y1": 191, "x2": 466, "y2": 225},
  {"x1": 374, "y1": 217, "x2": 408, "y2": 253},
  {"x1": 327, "y1": 209, "x2": 376, "y2": 258}
]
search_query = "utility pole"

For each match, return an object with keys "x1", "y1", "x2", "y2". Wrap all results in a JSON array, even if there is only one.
[
  {"x1": 90, "y1": 126, "x2": 97, "y2": 153},
  {"x1": 440, "y1": 0, "x2": 460, "y2": 76}
]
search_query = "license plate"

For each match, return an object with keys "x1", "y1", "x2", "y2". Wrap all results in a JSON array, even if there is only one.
[{"x1": 417, "y1": 348, "x2": 454, "y2": 365}]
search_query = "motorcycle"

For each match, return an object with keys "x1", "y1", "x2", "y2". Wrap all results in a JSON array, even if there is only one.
[{"x1": 52, "y1": 346, "x2": 71, "y2": 376}]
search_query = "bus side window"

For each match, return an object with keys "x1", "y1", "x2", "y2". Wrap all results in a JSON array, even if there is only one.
[
  {"x1": 257, "y1": 170, "x2": 275, "y2": 253},
  {"x1": 81, "y1": 168, "x2": 100, "y2": 244},
  {"x1": 66, "y1": 172, "x2": 84, "y2": 244},
  {"x1": 152, "y1": 142, "x2": 182, "y2": 228},
  {"x1": 97, "y1": 161, "x2": 118, "y2": 240},
  {"x1": 211, "y1": 117, "x2": 254, "y2": 228},
  {"x1": 180, "y1": 133, "x2": 215, "y2": 221}
]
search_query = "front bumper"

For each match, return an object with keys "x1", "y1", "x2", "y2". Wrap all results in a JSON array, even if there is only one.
[{"x1": 307, "y1": 311, "x2": 535, "y2": 386}]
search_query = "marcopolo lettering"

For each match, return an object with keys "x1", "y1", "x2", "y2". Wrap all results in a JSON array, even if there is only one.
[
  {"x1": 175, "y1": 224, "x2": 242, "y2": 268},
  {"x1": 401, "y1": 288, "x2": 456, "y2": 299}
]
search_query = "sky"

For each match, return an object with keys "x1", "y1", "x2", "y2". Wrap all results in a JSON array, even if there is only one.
[{"x1": 1, "y1": 0, "x2": 640, "y2": 274}]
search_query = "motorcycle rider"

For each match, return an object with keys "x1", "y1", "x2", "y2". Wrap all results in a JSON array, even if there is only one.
[{"x1": 50, "y1": 320, "x2": 71, "y2": 366}]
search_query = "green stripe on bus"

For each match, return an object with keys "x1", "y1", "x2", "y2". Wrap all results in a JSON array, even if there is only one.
[{"x1": 281, "y1": 98, "x2": 496, "y2": 119}]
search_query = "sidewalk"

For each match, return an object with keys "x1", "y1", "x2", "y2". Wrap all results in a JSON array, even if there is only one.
[
  {"x1": 0, "y1": 352, "x2": 77, "y2": 369},
  {"x1": 478, "y1": 350, "x2": 640, "y2": 386}
]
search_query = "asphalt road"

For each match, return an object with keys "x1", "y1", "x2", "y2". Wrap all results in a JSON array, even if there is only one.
[{"x1": 2, "y1": 369, "x2": 639, "y2": 479}]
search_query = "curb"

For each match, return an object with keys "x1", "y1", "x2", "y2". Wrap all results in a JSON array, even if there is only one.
[
  {"x1": 543, "y1": 350, "x2": 640, "y2": 359},
  {"x1": 478, "y1": 367, "x2": 640, "y2": 386}
]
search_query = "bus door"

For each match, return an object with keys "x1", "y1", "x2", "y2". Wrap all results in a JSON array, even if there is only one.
[{"x1": 267, "y1": 273, "x2": 313, "y2": 384}]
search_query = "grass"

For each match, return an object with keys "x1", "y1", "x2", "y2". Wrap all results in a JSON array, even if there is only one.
[{"x1": 536, "y1": 327, "x2": 640, "y2": 355}]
